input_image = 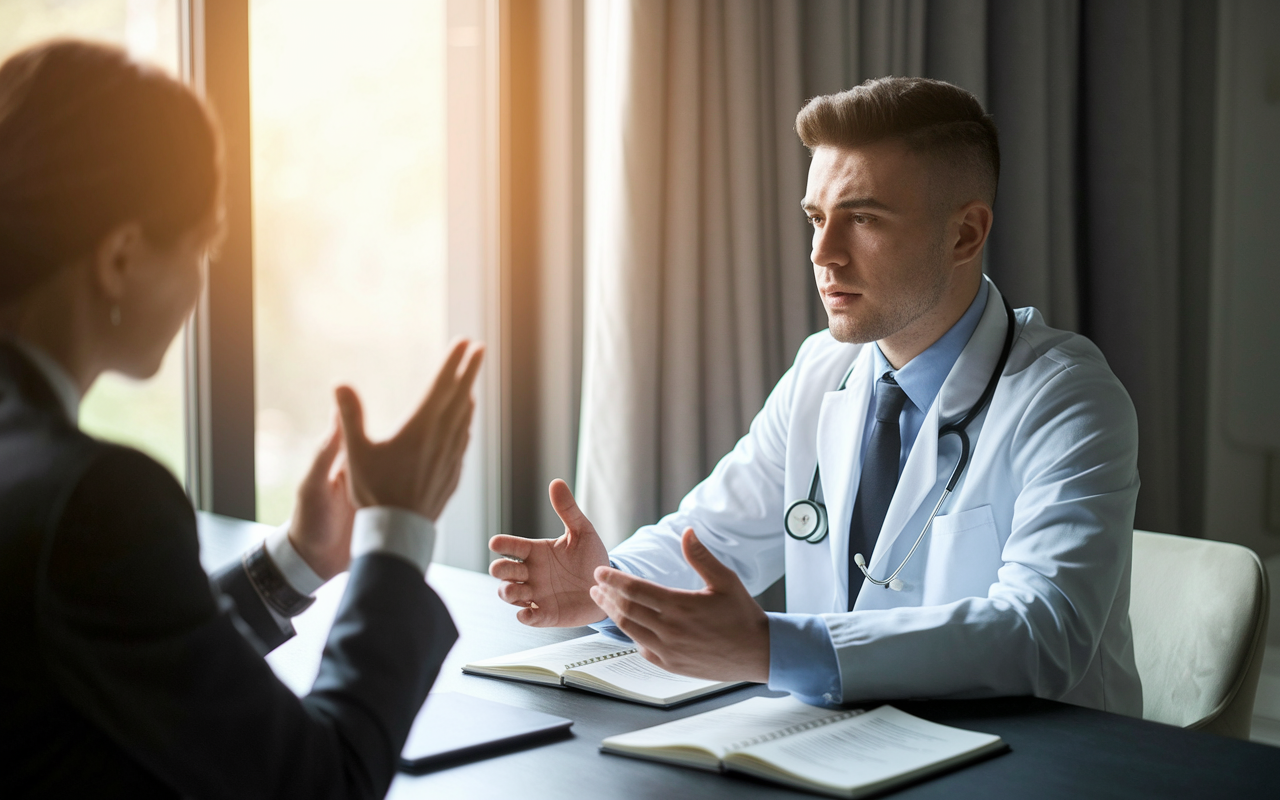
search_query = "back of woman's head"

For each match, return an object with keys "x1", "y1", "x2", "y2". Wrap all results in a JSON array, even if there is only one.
[{"x1": 0, "y1": 39, "x2": 222, "y2": 303}]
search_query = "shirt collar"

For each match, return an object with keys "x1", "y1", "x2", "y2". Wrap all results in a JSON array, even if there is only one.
[
  {"x1": 2, "y1": 337, "x2": 81, "y2": 423},
  {"x1": 873, "y1": 279, "x2": 990, "y2": 414}
]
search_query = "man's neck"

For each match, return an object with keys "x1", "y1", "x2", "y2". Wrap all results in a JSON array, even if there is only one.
[{"x1": 878, "y1": 275, "x2": 983, "y2": 370}]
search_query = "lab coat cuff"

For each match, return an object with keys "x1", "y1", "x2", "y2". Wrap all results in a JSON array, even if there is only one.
[
  {"x1": 351, "y1": 506, "x2": 436, "y2": 575},
  {"x1": 264, "y1": 522, "x2": 326, "y2": 596},
  {"x1": 766, "y1": 612, "x2": 843, "y2": 707}
]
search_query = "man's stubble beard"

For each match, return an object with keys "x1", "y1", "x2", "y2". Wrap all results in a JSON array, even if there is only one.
[{"x1": 825, "y1": 235, "x2": 952, "y2": 346}]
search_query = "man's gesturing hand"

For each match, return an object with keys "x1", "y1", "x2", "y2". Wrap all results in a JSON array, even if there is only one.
[
  {"x1": 589, "y1": 528, "x2": 770, "y2": 684},
  {"x1": 336, "y1": 339, "x2": 484, "y2": 520},
  {"x1": 489, "y1": 479, "x2": 609, "y2": 627}
]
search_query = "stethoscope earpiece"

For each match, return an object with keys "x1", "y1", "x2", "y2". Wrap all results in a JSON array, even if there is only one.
[{"x1": 785, "y1": 297, "x2": 1018, "y2": 595}]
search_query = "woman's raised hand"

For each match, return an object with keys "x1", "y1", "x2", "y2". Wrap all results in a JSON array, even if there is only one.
[{"x1": 335, "y1": 339, "x2": 484, "y2": 520}]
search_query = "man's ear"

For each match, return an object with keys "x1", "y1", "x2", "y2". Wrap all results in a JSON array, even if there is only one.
[
  {"x1": 950, "y1": 200, "x2": 993, "y2": 268},
  {"x1": 91, "y1": 222, "x2": 144, "y2": 302}
]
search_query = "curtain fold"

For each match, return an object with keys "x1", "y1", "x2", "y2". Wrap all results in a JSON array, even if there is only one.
[{"x1": 576, "y1": 0, "x2": 1211, "y2": 545}]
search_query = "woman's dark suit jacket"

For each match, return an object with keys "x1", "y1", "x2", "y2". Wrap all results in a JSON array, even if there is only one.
[{"x1": 0, "y1": 343, "x2": 458, "y2": 798}]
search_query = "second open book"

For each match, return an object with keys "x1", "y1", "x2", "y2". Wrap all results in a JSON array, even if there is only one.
[
  {"x1": 462, "y1": 633, "x2": 746, "y2": 708},
  {"x1": 601, "y1": 695, "x2": 1006, "y2": 799}
]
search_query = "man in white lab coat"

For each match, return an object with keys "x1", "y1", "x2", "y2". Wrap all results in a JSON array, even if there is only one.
[{"x1": 490, "y1": 77, "x2": 1142, "y2": 715}]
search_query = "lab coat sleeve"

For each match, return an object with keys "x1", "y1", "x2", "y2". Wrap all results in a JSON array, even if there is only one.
[
  {"x1": 823, "y1": 362, "x2": 1140, "y2": 704},
  {"x1": 607, "y1": 337, "x2": 820, "y2": 596}
]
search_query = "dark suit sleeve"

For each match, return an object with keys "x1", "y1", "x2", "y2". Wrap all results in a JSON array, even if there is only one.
[
  {"x1": 36, "y1": 447, "x2": 457, "y2": 799},
  {"x1": 212, "y1": 552, "x2": 295, "y2": 655}
]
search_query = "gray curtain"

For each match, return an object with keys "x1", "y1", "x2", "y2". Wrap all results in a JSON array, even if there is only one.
[{"x1": 576, "y1": 0, "x2": 1214, "y2": 545}]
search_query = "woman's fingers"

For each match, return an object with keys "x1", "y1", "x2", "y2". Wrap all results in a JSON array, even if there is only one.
[
  {"x1": 304, "y1": 422, "x2": 343, "y2": 489},
  {"x1": 407, "y1": 340, "x2": 482, "y2": 432},
  {"x1": 335, "y1": 341, "x2": 483, "y2": 517}
]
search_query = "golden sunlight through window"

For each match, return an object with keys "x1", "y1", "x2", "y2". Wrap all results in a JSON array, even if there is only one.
[{"x1": 250, "y1": 0, "x2": 449, "y2": 524}]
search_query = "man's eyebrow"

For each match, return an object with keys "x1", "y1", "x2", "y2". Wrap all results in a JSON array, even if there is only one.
[{"x1": 800, "y1": 196, "x2": 893, "y2": 213}]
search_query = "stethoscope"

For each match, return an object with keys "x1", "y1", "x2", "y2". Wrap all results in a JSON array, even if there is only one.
[{"x1": 783, "y1": 297, "x2": 1017, "y2": 592}]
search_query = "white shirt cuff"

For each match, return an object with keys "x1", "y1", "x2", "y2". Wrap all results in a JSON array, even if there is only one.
[
  {"x1": 351, "y1": 506, "x2": 435, "y2": 575},
  {"x1": 264, "y1": 522, "x2": 325, "y2": 596}
]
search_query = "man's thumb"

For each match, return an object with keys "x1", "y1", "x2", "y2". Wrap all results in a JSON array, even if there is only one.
[
  {"x1": 549, "y1": 479, "x2": 593, "y2": 542},
  {"x1": 682, "y1": 529, "x2": 733, "y2": 590}
]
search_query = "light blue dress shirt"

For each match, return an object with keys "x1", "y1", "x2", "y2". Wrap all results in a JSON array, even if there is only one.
[{"x1": 766, "y1": 281, "x2": 990, "y2": 705}]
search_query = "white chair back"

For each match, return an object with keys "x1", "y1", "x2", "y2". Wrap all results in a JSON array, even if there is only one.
[{"x1": 1129, "y1": 530, "x2": 1269, "y2": 739}]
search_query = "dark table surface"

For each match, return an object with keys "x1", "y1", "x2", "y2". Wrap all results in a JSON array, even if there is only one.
[{"x1": 198, "y1": 514, "x2": 1280, "y2": 800}]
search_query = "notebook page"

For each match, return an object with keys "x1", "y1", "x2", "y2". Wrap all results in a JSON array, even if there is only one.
[
  {"x1": 570, "y1": 652, "x2": 727, "y2": 697},
  {"x1": 604, "y1": 695, "x2": 844, "y2": 758},
  {"x1": 468, "y1": 633, "x2": 634, "y2": 674},
  {"x1": 734, "y1": 705, "x2": 1001, "y2": 790}
]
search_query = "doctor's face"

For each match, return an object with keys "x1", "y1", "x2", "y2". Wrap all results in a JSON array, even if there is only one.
[{"x1": 803, "y1": 141, "x2": 954, "y2": 351}]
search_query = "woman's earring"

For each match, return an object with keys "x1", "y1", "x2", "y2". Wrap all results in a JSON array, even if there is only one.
[{"x1": 110, "y1": 305, "x2": 121, "y2": 327}]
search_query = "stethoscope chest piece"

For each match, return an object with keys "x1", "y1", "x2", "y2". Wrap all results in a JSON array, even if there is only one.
[{"x1": 785, "y1": 498, "x2": 828, "y2": 543}]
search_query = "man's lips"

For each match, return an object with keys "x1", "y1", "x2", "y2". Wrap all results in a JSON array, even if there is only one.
[{"x1": 823, "y1": 289, "x2": 861, "y2": 309}]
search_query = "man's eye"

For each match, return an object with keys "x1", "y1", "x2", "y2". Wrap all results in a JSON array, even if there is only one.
[
  {"x1": 852, "y1": 214, "x2": 871, "y2": 225},
  {"x1": 806, "y1": 215, "x2": 822, "y2": 226}
]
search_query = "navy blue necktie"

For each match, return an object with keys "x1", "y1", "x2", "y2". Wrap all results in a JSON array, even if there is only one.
[{"x1": 848, "y1": 374, "x2": 909, "y2": 610}]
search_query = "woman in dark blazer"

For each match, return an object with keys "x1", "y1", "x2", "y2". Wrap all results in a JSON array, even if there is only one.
[{"x1": 0, "y1": 40, "x2": 483, "y2": 798}]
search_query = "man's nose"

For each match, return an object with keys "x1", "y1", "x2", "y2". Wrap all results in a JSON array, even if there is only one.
[{"x1": 811, "y1": 222, "x2": 848, "y2": 269}]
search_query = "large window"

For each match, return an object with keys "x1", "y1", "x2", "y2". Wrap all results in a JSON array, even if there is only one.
[
  {"x1": 249, "y1": 0, "x2": 450, "y2": 525},
  {"x1": 0, "y1": 0, "x2": 187, "y2": 483},
  {"x1": 1, "y1": 0, "x2": 496, "y2": 569}
]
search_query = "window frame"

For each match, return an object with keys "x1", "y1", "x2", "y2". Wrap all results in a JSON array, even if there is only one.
[{"x1": 178, "y1": 0, "x2": 502, "y2": 570}]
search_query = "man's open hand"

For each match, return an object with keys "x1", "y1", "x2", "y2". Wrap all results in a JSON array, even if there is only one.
[
  {"x1": 489, "y1": 479, "x2": 610, "y2": 627},
  {"x1": 589, "y1": 528, "x2": 770, "y2": 684}
]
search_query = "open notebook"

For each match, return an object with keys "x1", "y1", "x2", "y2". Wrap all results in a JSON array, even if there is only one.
[
  {"x1": 601, "y1": 695, "x2": 1007, "y2": 798},
  {"x1": 462, "y1": 633, "x2": 747, "y2": 708}
]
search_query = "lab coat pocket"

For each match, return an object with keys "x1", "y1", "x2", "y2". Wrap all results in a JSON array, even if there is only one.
[{"x1": 921, "y1": 505, "x2": 1002, "y2": 606}]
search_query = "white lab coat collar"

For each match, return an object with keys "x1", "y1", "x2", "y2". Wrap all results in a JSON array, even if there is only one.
[
  {"x1": 3, "y1": 336, "x2": 82, "y2": 423},
  {"x1": 936, "y1": 277, "x2": 1012, "y2": 422}
]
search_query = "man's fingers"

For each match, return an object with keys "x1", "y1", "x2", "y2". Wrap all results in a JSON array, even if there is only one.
[
  {"x1": 515, "y1": 605, "x2": 548, "y2": 627},
  {"x1": 608, "y1": 615, "x2": 665, "y2": 663},
  {"x1": 489, "y1": 558, "x2": 529, "y2": 582},
  {"x1": 489, "y1": 534, "x2": 534, "y2": 561},
  {"x1": 548, "y1": 479, "x2": 592, "y2": 537},
  {"x1": 591, "y1": 584, "x2": 664, "y2": 630},
  {"x1": 498, "y1": 581, "x2": 535, "y2": 606},
  {"x1": 681, "y1": 529, "x2": 737, "y2": 591},
  {"x1": 593, "y1": 566, "x2": 685, "y2": 610}
]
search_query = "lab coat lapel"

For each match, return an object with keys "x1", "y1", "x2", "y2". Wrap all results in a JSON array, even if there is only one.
[
  {"x1": 815, "y1": 345, "x2": 875, "y2": 606},
  {"x1": 869, "y1": 404, "x2": 939, "y2": 567},
  {"x1": 865, "y1": 279, "x2": 1012, "y2": 573}
]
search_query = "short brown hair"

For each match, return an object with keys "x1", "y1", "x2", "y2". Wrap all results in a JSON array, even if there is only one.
[
  {"x1": 796, "y1": 76, "x2": 999, "y2": 206},
  {"x1": 0, "y1": 40, "x2": 223, "y2": 302}
]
